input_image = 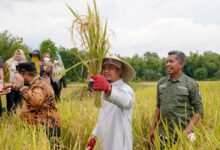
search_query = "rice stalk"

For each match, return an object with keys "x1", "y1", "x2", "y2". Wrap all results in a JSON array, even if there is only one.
[{"x1": 66, "y1": 0, "x2": 111, "y2": 107}]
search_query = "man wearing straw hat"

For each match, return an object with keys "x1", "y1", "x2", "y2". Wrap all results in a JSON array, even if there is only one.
[
  {"x1": 149, "y1": 50, "x2": 204, "y2": 148},
  {"x1": 87, "y1": 55, "x2": 136, "y2": 150}
]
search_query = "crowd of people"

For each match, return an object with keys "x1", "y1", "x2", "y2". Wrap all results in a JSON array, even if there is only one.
[
  {"x1": 0, "y1": 49, "x2": 204, "y2": 149},
  {"x1": 0, "y1": 50, "x2": 66, "y2": 144}
]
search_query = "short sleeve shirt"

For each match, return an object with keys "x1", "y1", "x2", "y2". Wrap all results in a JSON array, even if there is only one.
[{"x1": 157, "y1": 73, "x2": 204, "y2": 134}]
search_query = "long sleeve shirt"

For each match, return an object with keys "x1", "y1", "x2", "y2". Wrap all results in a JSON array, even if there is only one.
[
  {"x1": 157, "y1": 73, "x2": 204, "y2": 135},
  {"x1": 92, "y1": 79, "x2": 135, "y2": 150},
  {"x1": 20, "y1": 76, "x2": 60, "y2": 128}
]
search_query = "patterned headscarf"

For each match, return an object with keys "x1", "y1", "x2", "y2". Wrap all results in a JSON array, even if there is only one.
[{"x1": 51, "y1": 55, "x2": 65, "y2": 83}]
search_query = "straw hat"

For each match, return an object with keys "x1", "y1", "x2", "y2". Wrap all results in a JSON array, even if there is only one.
[{"x1": 103, "y1": 55, "x2": 136, "y2": 83}]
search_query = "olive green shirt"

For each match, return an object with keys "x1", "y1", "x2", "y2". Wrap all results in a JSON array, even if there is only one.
[{"x1": 157, "y1": 73, "x2": 204, "y2": 135}]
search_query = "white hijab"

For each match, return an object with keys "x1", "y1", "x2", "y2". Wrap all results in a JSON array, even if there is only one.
[{"x1": 6, "y1": 49, "x2": 26, "y2": 82}]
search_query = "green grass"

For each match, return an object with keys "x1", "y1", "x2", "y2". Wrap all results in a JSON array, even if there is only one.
[{"x1": 0, "y1": 81, "x2": 219, "y2": 149}]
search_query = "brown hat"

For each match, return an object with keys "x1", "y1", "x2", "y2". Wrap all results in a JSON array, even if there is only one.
[{"x1": 103, "y1": 55, "x2": 136, "y2": 83}]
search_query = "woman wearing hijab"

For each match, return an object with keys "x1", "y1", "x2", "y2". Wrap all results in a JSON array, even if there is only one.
[
  {"x1": 3, "y1": 49, "x2": 26, "y2": 115},
  {"x1": 51, "y1": 54, "x2": 66, "y2": 102},
  {"x1": 40, "y1": 52, "x2": 53, "y2": 84}
]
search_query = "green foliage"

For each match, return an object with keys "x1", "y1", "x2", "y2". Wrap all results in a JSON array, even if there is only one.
[
  {"x1": 215, "y1": 68, "x2": 220, "y2": 79},
  {"x1": 144, "y1": 51, "x2": 159, "y2": 59},
  {"x1": 39, "y1": 39, "x2": 58, "y2": 57},
  {"x1": 59, "y1": 48, "x2": 87, "y2": 82},
  {"x1": 0, "y1": 30, "x2": 30, "y2": 61},
  {"x1": 122, "y1": 52, "x2": 162, "y2": 81},
  {"x1": 203, "y1": 51, "x2": 220, "y2": 78},
  {"x1": 59, "y1": 50, "x2": 220, "y2": 82},
  {"x1": 184, "y1": 52, "x2": 202, "y2": 77},
  {"x1": 194, "y1": 67, "x2": 208, "y2": 80},
  {"x1": 124, "y1": 51, "x2": 220, "y2": 81},
  {"x1": 185, "y1": 51, "x2": 220, "y2": 80},
  {"x1": 1, "y1": 30, "x2": 220, "y2": 82}
]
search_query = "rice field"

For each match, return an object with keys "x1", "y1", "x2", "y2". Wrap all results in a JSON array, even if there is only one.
[{"x1": 0, "y1": 81, "x2": 219, "y2": 150}]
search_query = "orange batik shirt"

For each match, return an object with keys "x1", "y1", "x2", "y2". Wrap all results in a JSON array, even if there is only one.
[{"x1": 20, "y1": 75, "x2": 60, "y2": 128}]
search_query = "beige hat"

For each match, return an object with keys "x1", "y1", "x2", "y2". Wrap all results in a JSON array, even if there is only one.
[{"x1": 103, "y1": 55, "x2": 136, "y2": 83}]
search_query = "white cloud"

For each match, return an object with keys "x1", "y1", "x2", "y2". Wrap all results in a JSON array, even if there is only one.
[
  {"x1": 0, "y1": 0, "x2": 220, "y2": 57},
  {"x1": 112, "y1": 17, "x2": 220, "y2": 57}
]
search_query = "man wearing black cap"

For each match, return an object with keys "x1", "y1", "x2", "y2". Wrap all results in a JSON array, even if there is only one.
[{"x1": 14, "y1": 61, "x2": 61, "y2": 139}]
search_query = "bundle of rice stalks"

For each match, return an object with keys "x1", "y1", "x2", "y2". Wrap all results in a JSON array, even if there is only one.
[{"x1": 67, "y1": 0, "x2": 111, "y2": 107}]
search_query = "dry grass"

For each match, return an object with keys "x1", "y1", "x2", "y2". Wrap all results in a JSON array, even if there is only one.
[{"x1": 0, "y1": 81, "x2": 219, "y2": 149}]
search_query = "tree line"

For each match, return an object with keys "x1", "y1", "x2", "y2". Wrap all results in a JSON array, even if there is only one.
[{"x1": 1, "y1": 30, "x2": 220, "y2": 82}]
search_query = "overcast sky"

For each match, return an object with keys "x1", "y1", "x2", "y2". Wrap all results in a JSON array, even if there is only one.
[{"x1": 0, "y1": 0, "x2": 220, "y2": 57}]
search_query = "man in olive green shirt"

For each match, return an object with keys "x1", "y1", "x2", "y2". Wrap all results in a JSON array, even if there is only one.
[{"x1": 149, "y1": 50, "x2": 204, "y2": 146}]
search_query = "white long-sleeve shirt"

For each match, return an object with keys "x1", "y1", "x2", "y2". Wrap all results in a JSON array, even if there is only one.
[{"x1": 92, "y1": 79, "x2": 135, "y2": 150}]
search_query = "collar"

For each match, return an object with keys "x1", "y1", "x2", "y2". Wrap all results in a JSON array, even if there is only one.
[
  {"x1": 168, "y1": 73, "x2": 184, "y2": 83},
  {"x1": 111, "y1": 79, "x2": 123, "y2": 86},
  {"x1": 29, "y1": 75, "x2": 40, "y2": 86}
]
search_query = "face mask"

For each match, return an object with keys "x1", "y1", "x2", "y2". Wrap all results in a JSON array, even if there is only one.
[{"x1": 44, "y1": 57, "x2": 50, "y2": 63}]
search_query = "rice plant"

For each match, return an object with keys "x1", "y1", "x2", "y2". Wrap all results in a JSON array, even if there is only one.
[
  {"x1": 66, "y1": 0, "x2": 111, "y2": 107},
  {"x1": 0, "y1": 81, "x2": 219, "y2": 149}
]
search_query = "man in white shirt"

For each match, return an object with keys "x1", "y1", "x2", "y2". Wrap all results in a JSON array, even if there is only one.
[{"x1": 87, "y1": 55, "x2": 136, "y2": 150}]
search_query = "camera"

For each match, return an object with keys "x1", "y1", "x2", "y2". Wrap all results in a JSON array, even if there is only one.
[
  {"x1": 87, "y1": 79, "x2": 112, "y2": 92},
  {"x1": 88, "y1": 80, "x2": 94, "y2": 92}
]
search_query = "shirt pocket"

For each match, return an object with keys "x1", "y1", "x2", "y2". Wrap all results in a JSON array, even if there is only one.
[
  {"x1": 175, "y1": 87, "x2": 189, "y2": 103},
  {"x1": 159, "y1": 86, "x2": 167, "y2": 103}
]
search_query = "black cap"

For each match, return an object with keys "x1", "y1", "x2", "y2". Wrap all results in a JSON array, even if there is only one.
[
  {"x1": 16, "y1": 61, "x2": 37, "y2": 73},
  {"x1": 29, "y1": 50, "x2": 40, "y2": 59}
]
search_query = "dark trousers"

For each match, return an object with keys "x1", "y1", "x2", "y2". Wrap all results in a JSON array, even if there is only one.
[
  {"x1": 51, "y1": 80, "x2": 62, "y2": 102},
  {"x1": 46, "y1": 123, "x2": 61, "y2": 149},
  {"x1": 6, "y1": 90, "x2": 22, "y2": 115},
  {"x1": 46, "y1": 126, "x2": 61, "y2": 139}
]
